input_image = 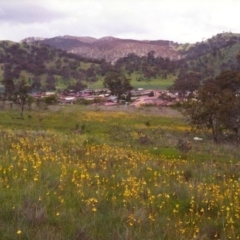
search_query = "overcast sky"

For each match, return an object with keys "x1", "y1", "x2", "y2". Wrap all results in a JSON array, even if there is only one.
[{"x1": 0, "y1": 0, "x2": 239, "y2": 43}]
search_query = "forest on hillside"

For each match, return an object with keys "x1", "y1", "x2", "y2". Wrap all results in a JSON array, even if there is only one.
[{"x1": 0, "y1": 33, "x2": 240, "y2": 93}]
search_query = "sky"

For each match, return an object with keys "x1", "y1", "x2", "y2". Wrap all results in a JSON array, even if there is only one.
[{"x1": 0, "y1": 0, "x2": 240, "y2": 43}]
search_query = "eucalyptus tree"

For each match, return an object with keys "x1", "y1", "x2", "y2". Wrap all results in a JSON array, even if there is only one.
[
  {"x1": 103, "y1": 70, "x2": 133, "y2": 103},
  {"x1": 183, "y1": 71, "x2": 240, "y2": 142}
]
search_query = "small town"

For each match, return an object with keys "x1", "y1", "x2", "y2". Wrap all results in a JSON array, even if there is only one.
[{"x1": 30, "y1": 88, "x2": 189, "y2": 107}]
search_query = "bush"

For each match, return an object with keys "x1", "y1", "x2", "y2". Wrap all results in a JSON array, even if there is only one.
[
  {"x1": 148, "y1": 91, "x2": 154, "y2": 97},
  {"x1": 77, "y1": 98, "x2": 94, "y2": 105},
  {"x1": 44, "y1": 95, "x2": 58, "y2": 105},
  {"x1": 176, "y1": 139, "x2": 192, "y2": 159}
]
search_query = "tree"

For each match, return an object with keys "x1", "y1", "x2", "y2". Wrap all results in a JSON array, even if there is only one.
[
  {"x1": 103, "y1": 70, "x2": 133, "y2": 103},
  {"x1": 31, "y1": 76, "x2": 42, "y2": 90},
  {"x1": 183, "y1": 71, "x2": 240, "y2": 142},
  {"x1": 67, "y1": 81, "x2": 86, "y2": 92},
  {"x1": 3, "y1": 78, "x2": 15, "y2": 99},
  {"x1": 44, "y1": 94, "x2": 58, "y2": 105},
  {"x1": 170, "y1": 72, "x2": 201, "y2": 98},
  {"x1": 13, "y1": 78, "x2": 31, "y2": 118},
  {"x1": 45, "y1": 74, "x2": 56, "y2": 91}
]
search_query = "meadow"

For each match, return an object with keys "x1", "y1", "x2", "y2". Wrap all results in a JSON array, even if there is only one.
[
  {"x1": 86, "y1": 74, "x2": 175, "y2": 90},
  {"x1": 0, "y1": 104, "x2": 239, "y2": 240}
]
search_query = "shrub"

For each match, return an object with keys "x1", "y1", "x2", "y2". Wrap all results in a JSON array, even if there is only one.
[
  {"x1": 177, "y1": 139, "x2": 192, "y2": 154},
  {"x1": 44, "y1": 95, "x2": 58, "y2": 105}
]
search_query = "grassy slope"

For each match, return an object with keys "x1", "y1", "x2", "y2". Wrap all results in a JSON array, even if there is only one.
[
  {"x1": 87, "y1": 73, "x2": 175, "y2": 90},
  {"x1": 129, "y1": 73, "x2": 175, "y2": 90},
  {"x1": 0, "y1": 105, "x2": 240, "y2": 239}
]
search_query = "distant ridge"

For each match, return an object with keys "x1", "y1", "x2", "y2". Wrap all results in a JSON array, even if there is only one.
[
  {"x1": 20, "y1": 32, "x2": 240, "y2": 74},
  {"x1": 21, "y1": 35, "x2": 181, "y2": 63},
  {"x1": 21, "y1": 37, "x2": 45, "y2": 43}
]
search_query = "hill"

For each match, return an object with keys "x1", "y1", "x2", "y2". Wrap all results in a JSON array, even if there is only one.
[
  {"x1": 0, "y1": 40, "x2": 106, "y2": 91},
  {"x1": 1, "y1": 32, "x2": 240, "y2": 92},
  {"x1": 177, "y1": 32, "x2": 240, "y2": 78},
  {"x1": 0, "y1": 40, "x2": 177, "y2": 91},
  {"x1": 21, "y1": 33, "x2": 240, "y2": 80},
  {"x1": 21, "y1": 35, "x2": 181, "y2": 63}
]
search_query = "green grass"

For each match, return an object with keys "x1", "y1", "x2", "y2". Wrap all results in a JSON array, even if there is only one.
[
  {"x1": 87, "y1": 73, "x2": 175, "y2": 90},
  {"x1": 0, "y1": 104, "x2": 239, "y2": 239},
  {"x1": 79, "y1": 62, "x2": 92, "y2": 70},
  {"x1": 86, "y1": 76, "x2": 105, "y2": 89},
  {"x1": 129, "y1": 73, "x2": 175, "y2": 90}
]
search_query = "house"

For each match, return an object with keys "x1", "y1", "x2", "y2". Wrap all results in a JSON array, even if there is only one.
[
  {"x1": 29, "y1": 92, "x2": 42, "y2": 99},
  {"x1": 104, "y1": 99, "x2": 117, "y2": 106},
  {"x1": 59, "y1": 96, "x2": 76, "y2": 104},
  {"x1": 44, "y1": 91, "x2": 56, "y2": 96},
  {"x1": 130, "y1": 95, "x2": 175, "y2": 107}
]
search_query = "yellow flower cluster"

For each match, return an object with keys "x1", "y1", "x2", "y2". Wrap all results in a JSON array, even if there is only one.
[{"x1": 0, "y1": 128, "x2": 239, "y2": 239}]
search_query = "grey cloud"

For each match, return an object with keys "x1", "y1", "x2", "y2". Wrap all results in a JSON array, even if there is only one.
[
  {"x1": 0, "y1": 1, "x2": 67, "y2": 24},
  {"x1": 1, "y1": 0, "x2": 240, "y2": 43}
]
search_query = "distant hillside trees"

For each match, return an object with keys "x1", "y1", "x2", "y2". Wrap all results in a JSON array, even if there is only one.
[
  {"x1": 2, "y1": 32, "x2": 240, "y2": 93},
  {"x1": 114, "y1": 52, "x2": 176, "y2": 80},
  {"x1": 0, "y1": 42, "x2": 104, "y2": 91}
]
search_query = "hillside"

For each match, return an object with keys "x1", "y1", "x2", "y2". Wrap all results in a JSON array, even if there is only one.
[
  {"x1": 1, "y1": 32, "x2": 240, "y2": 92},
  {"x1": 0, "y1": 105, "x2": 239, "y2": 239},
  {"x1": 0, "y1": 40, "x2": 177, "y2": 91},
  {"x1": 21, "y1": 35, "x2": 181, "y2": 63},
  {"x1": 0, "y1": 40, "x2": 105, "y2": 91},
  {"x1": 176, "y1": 33, "x2": 240, "y2": 78},
  {"x1": 21, "y1": 33, "x2": 240, "y2": 79}
]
